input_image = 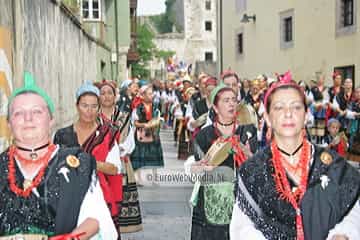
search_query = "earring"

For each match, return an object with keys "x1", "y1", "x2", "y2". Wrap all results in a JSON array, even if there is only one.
[
  {"x1": 266, "y1": 126, "x2": 273, "y2": 143},
  {"x1": 301, "y1": 128, "x2": 307, "y2": 139}
]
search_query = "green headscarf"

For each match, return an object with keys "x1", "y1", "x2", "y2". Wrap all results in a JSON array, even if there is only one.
[
  {"x1": 8, "y1": 72, "x2": 55, "y2": 114},
  {"x1": 210, "y1": 83, "x2": 228, "y2": 105}
]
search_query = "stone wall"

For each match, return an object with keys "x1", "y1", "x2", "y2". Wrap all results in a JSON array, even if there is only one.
[
  {"x1": 0, "y1": 0, "x2": 13, "y2": 28},
  {"x1": 0, "y1": 0, "x2": 15, "y2": 152},
  {"x1": 0, "y1": 0, "x2": 111, "y2": 129}
]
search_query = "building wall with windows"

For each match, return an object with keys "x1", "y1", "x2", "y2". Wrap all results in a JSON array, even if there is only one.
[
  {"x1": 149, "y1": 0, "x2": 218, "y2": 79},
  {"x1": 183, "y1": 0, "x2": 217, "y2": 64},
  {"x1": 81, "y1": 0, "x2": 131, "y2": 81},
  {"x1": 219, "y1": 0, "x2": 360, "y2": 85}
]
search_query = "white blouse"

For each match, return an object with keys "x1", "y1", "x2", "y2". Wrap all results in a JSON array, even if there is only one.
[
  {"x1": 326, "y1": 201, "x2": 360, "y2": 240},
  {"x1": 77, "y1": 175, "x2": 118, "y2": 239},
  {"x1": 230, "y1": 203, "x2": 266, "y2": 240},
  {"x1": 17, "y1": 146, "x2": 118, "y2": 239}
]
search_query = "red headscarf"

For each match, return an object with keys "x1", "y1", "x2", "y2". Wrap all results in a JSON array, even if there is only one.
[
  {"x1": 220, "y1": 69, "x2": 239, "y2": 81},
  {"x1": 94, "y1": 79, "x2": 117, "y2": 94},
  {"x1": 263, "y1": 71, "x2": 304, "y2": 108}
]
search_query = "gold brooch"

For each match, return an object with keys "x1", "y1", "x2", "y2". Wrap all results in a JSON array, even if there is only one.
[
  {"x1": 320, "y1": 152, "x2": 333, "y2": 165},
  {"x1": 66, "y1": 155, "x2": 80, "y2": 168}
]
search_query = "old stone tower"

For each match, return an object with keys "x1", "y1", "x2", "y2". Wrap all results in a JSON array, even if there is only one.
[{"x1": 150, "y1": 0, "x2": 218, "y2": 78}]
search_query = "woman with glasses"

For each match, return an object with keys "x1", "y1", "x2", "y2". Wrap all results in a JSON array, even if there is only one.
[
  {"x1": 190, "y1": 84, "x2": 258, "y2": 240},
  {"x1": 54, "y1": 81, "x2": 123, "y2": 239},
  {"x1": 0, "y1": 73, "x2": 117, "y2": 239}
]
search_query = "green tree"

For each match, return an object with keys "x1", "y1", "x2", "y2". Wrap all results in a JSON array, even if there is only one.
[
  {"x1": 154, "y1": 49, "x2": 176, "y2": 62},
  {"x1": 132, "y1": 24, "x2": 176, "y2": 79},
  {"x1": 150, "y1": 0, "x2": 179, "y2": 34},
  {"x1": 132, "y1": 24, "x2": 156, "y2": 79}
]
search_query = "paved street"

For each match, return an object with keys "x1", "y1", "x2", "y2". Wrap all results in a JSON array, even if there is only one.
[{"x1": 122, "y1": 128, "x2": 193, "y2": 240}]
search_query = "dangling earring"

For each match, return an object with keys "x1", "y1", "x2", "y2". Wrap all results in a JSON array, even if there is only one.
[
  {"x1": 301, "y1": 127, "x2": 307, "y2": 140},
  {"x1": 266, "y1": 126, "x2": 273, "y2": 143}
]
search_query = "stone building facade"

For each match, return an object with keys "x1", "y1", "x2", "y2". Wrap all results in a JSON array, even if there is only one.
[
  {"x1": 0, "y1": 0, "x2": 132, "y2": 153},
  {"x1": 149, "y1": 0, "x2": 218, "y2": 79},
  {"x1": 218, "y1": 0, "x2": 360, "y2": 85}
]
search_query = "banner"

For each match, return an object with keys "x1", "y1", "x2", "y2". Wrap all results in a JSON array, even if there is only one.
[{"x1": 0, "y1": 27, "x2": 13, "y2": 152}]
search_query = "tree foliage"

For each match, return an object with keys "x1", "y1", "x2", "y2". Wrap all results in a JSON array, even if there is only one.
[
  {"x1": 155, "y1": 49, "x2": 176, "y2": 61},
  {"x1": 149, "y1": 0, "x2": 178, "y2": 34},
  {"x1": 132, "y1": 24, "x2": 175, "y2": 79},
  {"x1": 132, "y1": 24, "x2": 155, "y2": 79}
]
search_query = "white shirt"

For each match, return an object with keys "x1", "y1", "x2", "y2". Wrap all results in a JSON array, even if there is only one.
[
  {"x1": 17, "y1": 146, "x2": 118, "y2": 239},
  {"x1": 326, "y1": 201, "x2": 360, "y2": 240},
  {"x1": 106, "y1": 142, "x2": 123, "y2": 174},
  {"x1": 230, "y1": 203, "x2": 266, "y2": 240},
  {"x1": 77, "y1": 176, "x2": 118, "y2": 240}
]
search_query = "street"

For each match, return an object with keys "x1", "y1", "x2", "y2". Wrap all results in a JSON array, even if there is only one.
[{"x1": 122, "y1": 128, "x2": 193, "y2": 240}]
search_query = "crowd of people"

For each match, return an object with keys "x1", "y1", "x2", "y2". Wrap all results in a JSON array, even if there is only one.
[
  {"x1": 0, "y1": 68, "x2": 359, "y2": 240},
  {"x1": 152, "y1": 69, "x2": 360, "y2": 240}
]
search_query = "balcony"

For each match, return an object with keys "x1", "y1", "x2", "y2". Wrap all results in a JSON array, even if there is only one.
[{"x1": 130, "y1": 0, "x2": 138, "y2": 9}]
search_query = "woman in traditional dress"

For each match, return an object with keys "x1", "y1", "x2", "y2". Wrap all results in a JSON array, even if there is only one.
[
  {"x1": 323, "y1": 118, "x2": 348, "y2": 157},
  {"x1": 190, "y1": 84, "x2": 258, "y2": 240},
  {"x1": 0, "y1": 72, "x2": 117, "y2": 239},
  {"x1": 308, "y1": 75, "x2": 330, "y2": 145},
  {"x1": 130, "y1": 84, "x2": 164, "y2": 183},
  {"x1": 53, "y1": 81, "x2": 123, "y2": 239},
  {"x1": 230, "y1": 74, "x2": 360, "y2": 240},
  {"x1": 346, "y1": 86, "x2": 360, "y2": 164},
  {"x1": 96, "y1": 80, "x2": 143, "y2": 233},
  {"x1": 175, "y1": 76, "x2": 193, "y2": 160},
  {"x1": 187, "y1": 76, "x2": 217, "y2": 136},
  {"x1": 332, "y1": 78, "x2": 353, "y2": 132}
]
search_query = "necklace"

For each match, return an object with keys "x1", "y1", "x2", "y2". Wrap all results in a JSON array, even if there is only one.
[
  {"x1": 217, "y1": 120, "x2": 234, "y2": 127},
  {"x1": 271, "y1": 138, "x2": 311, "y2": 240},
  {"x1": 277, "y1": 143, "x2": 303, "y2": 164},
  {"x1": 8, "y1": 144, "x2": 56, "y2": 197},
  {"x1": 214, "y1": 122, "x2": 248, "y2": 167},
  {"x1": 16, "y1": 143, "x2": 50, "y2": 160}
]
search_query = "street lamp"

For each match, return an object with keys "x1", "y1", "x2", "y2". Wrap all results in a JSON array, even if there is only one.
[{"x1": 241, "y1": 13, "x2": 256, "y2": 23}]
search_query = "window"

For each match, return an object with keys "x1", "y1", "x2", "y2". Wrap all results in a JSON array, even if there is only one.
[
  {"x1": 342, "y1": 0, "x2": 354, "y2": 26},
  {"x1": 235, "y1": 0, "x2": 247, "y2": 13},
  {"x1": 237, "y1": 33, "x2": 243, "y2": 54},
  {"x1": 334, "y1": 65, "x2": 355, "y2": 84},
  {"x1": 336, "y1": 0, "x2": 357, "y2": 36},
  {"x1": 101, "y1": 60, "x2": 106, "y2": 74},
  {"x1": 284, "y1": 17, "x2": 293, "y2": 42},
  {"x1": 206, "y1": 1, "x2": 211, "y2": 10},
  {"x1": 280, "y1": 9, "x2": 294, "y2": 49},
  {"x1": 205, "y1": 52, "x2": 213, "y2": 62},
  {"x1": 205, "y1": 21, "x2": 212, "y2": 31},
  {"x1": 82, "y1": 0, "x2": 101, "y2": 20}
]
